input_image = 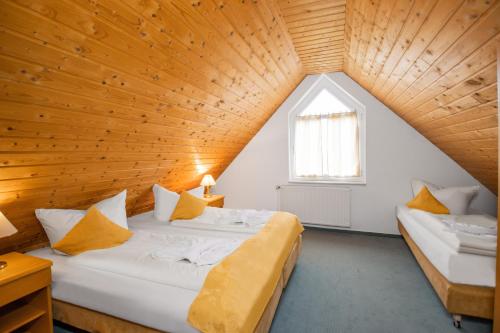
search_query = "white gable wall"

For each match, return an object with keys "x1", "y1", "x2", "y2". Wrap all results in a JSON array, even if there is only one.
[{"x1": 215, "y1": 73, "x2": 497, "y2": 235}]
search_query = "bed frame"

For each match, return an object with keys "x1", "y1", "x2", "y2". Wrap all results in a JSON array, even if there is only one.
[
  {"x1": 52, "y1": 235, "x2": 302, "y2": 333},
  {"x1": 398, "y1": 221, "x2": 494, "y2": 327}
]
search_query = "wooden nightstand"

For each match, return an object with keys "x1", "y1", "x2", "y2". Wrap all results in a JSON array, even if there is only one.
[
  {"x1": 202, "y1": 194, "x2": 225, "y2": 208},
  {"x1": 0, "y1": 252, "x2": 53, "y2": 333}
]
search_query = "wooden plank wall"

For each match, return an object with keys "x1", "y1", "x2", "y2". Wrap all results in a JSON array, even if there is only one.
[
  {"x1": 494, "y1": 41, "x2": 499, "y2": 333},
  {"x1": 1, "y1": 0, "x2": 498, "y2": 253},
  {"x1": 343, "y1": 0, "x2": 499, "y2": 193},
  {"x1": 277, "y1": 0, "x2": 346, "y2": 73},
  {"x1": 0, "y1": 0, "x2": 304, "y2": 253}
]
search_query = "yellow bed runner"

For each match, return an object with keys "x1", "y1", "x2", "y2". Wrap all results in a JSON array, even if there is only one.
[{"x1": 188, "y1": 212, "x2": 304, "y2": 333}]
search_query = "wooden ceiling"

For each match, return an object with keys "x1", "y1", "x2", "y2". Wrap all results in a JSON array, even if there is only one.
[
  {"x1": 0, "y1": 0, "x2": 303, "y2": 252},
  {"x1": 278, "y1": 0, "x2": 346, "y2": 73},
  {"x1": 277, "y1": 0, "x2": 499, "y2": 193},
  {"x1": 343, "y1": 0, "x2": 499, "y2": 193},
  {"x1": 0, "y1": 0, "x2": 498, "y2": 252}
]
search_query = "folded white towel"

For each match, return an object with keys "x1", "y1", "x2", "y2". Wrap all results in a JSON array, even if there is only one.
[
  {"x1": 67, "y1": 231, "x2": 215, "y2": 291},
  {"x1": 455, "y1": 215, "x2": 497, "y2": 228},
  {"x1": 455, "y1": 232, "x2": 496, "y2": 251},
  {"x1": 188, "y1": 207, "x2": 274, "y2": 227},
  {"x1": 410, "y1": 210, "x2": 497, "y2": 257},
  {"x1": 440, "y1": 215, "x2": 497, "y2": 236},
  {"x1": 185, "y1": 239, "x2": 242, "y2": 265},
  {"x1": 151, "y1": 237, "x2": 242, "y2": 266}
]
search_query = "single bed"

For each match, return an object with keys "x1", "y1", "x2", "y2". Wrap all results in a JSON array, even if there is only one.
[
  {"x1": 396, "y1": 205, "x2": 495, "y2": 326},
  {"x1": 28, "y1": 209, "x2": 302, "y2": 333}
]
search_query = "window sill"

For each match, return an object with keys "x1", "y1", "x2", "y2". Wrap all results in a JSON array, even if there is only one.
[{"x1": 288, "y1": 178, "x2": 366, "y2": 185}]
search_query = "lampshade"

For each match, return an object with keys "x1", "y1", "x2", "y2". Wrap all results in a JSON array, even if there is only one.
[
  {"x1": 200, "y1": 174, "x2": 216, "y2": 186},
  {"x1": 0, "y1": 211, "x2": 17, "y2": 238}
]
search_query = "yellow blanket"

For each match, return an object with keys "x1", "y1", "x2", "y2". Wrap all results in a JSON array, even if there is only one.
[{"x1": 188, "y1": 212, "x2": 304, "y2": 333}]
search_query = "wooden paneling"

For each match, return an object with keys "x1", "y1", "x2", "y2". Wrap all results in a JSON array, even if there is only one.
[
  {"x1": 0, "y1": 0, "x2": 304, "y2": 253},
  {"x1": 494, "y1": 41, "x2": 499, "y2": 333},
  {"x1": 343, "y1": 0, "x2": 499, "y2": 193},
  {"x1": 1, "y1": 0, "x2": 498, "y2": 253},
  {"x1": 278, "y1": 0, "x2": 498, "y2": 192},
  {"x1": 277, "y1": 0, "x2": 346, "y2": 73}
]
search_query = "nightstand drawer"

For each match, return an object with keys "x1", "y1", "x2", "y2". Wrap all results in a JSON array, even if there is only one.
[{"x1": 0, "y1": 268, "x2": 51, "y2": 307}]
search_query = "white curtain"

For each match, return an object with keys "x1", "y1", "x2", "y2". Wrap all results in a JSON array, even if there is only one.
[{"x1": 294, "y1": 112, "x2": 360, "y2": 178}]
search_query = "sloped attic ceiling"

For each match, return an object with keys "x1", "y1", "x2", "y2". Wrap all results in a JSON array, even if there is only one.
[
  {"x1": 0, "y1": 0, "x2": 304, "y2": 252},
  {"x1": 277, "y1": 0, "x2": 499, "y2": 193},
  {"x1": 0, "y1": 0, "x2": 497, "y2": 252},
  {"x1": 278, "y1": 0, "x2": 347, "y2": 73}
]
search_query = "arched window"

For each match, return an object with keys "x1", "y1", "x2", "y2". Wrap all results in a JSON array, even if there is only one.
[{"x1": 289, "y1": 75, "x2": 366, "y2": 184}]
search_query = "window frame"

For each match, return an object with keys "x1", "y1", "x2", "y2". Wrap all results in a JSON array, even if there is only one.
[{"x1": 288, "y1": 74, "x2": 367, "y2": 185}]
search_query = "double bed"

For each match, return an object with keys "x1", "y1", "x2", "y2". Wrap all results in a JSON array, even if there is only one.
[
  {"x1": 28, "y1": 209, "x2": 303, "y2": 333},
  {"x1": 397, "y1": 205, "x2": 495, "y2": 326}
]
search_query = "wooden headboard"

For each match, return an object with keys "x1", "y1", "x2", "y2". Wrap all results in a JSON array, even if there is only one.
[{"x1": 0, "y1": 0, "x2": 303, "y2": 253}]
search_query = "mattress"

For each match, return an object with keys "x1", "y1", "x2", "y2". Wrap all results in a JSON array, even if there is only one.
[
  {"x1": 29, "y1": 247, "x2": 199, "y2": 333},
  {"x1": 28, "y1": 211, "x2": 255, "y2": 333},
  {"x1": 397, "y1": 205, "x2": 495, "y2": 287}
]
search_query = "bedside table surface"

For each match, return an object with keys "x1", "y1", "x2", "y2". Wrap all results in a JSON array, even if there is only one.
[
  {"x1": 202, "y1": 194, "x2": 224, "y2": 202},
  {"x1": 0, "y1": 252, "x2": 52, "y2": 285}
]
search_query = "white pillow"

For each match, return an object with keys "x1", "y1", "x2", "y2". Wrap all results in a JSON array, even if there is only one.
[
  {"x1": 411, "y1": 180, "x2": 479, "y2": 215},
  {"x1": 35, "y1": 190, "x2": 128, "y2": 247},
  {"x1": 35, "y1": 209, "x2": 85, "y2": 246},
  {"x1": 94, "y1": 190, "x2": 128, "y2": 229},
  {"x1": 188, "y1": 186, "x2": 204, "y2": 198},
  {"x1": 153, "y1": 184, "x2": 180, "y2": 222}
]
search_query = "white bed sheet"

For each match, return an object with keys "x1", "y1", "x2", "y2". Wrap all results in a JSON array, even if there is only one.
[
  {"x1": 170, "y1": 220, "x2": 264, "y2": 234},
  {"x1": 28, "y1": 211, "x2": 256, "y2": 333},
  {"x1": 397, "y1": 205, "x2": 495, "y2": 287},
  {"x1": 29, "y1": 247, "x2": 200, "y2": 333},
  {"x1": 129, "y1": 210, "x2": 266, "y2": 235}
]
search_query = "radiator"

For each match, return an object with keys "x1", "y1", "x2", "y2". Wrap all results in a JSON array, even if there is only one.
[{"x1": 276, "y1": 185, "x2": 351, "y2": 227}]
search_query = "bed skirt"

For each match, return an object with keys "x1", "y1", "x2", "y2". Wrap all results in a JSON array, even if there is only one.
[
  {"x1": 53, "y1": 235, "x2": 302, "y2": 333},
  {"x1": 398, "y1": 220, "x2": 494, "y2": 319}
]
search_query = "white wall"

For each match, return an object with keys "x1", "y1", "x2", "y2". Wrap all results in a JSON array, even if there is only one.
[{"x1": 216, "y1": 73, "x2": 497, "y2": 235}]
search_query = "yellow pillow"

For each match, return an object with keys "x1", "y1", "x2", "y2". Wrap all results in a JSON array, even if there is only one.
[
  {"x1": 406, "y1": 186, "x2": 449, "y2": 214},
  {"x1": 170, "y1": 191, "x2": 207, "y2": 221},
  {"x1": 53, "y1": 206, "x2": 133, "y2": 255}
]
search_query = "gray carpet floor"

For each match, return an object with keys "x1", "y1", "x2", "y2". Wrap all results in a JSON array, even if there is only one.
[
  {"x1": 270, "y1": 228, "x2": 492, "y2": 333},
  {"x1": 55, "y1": 228, "x2": 492, "y2": 333}
]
